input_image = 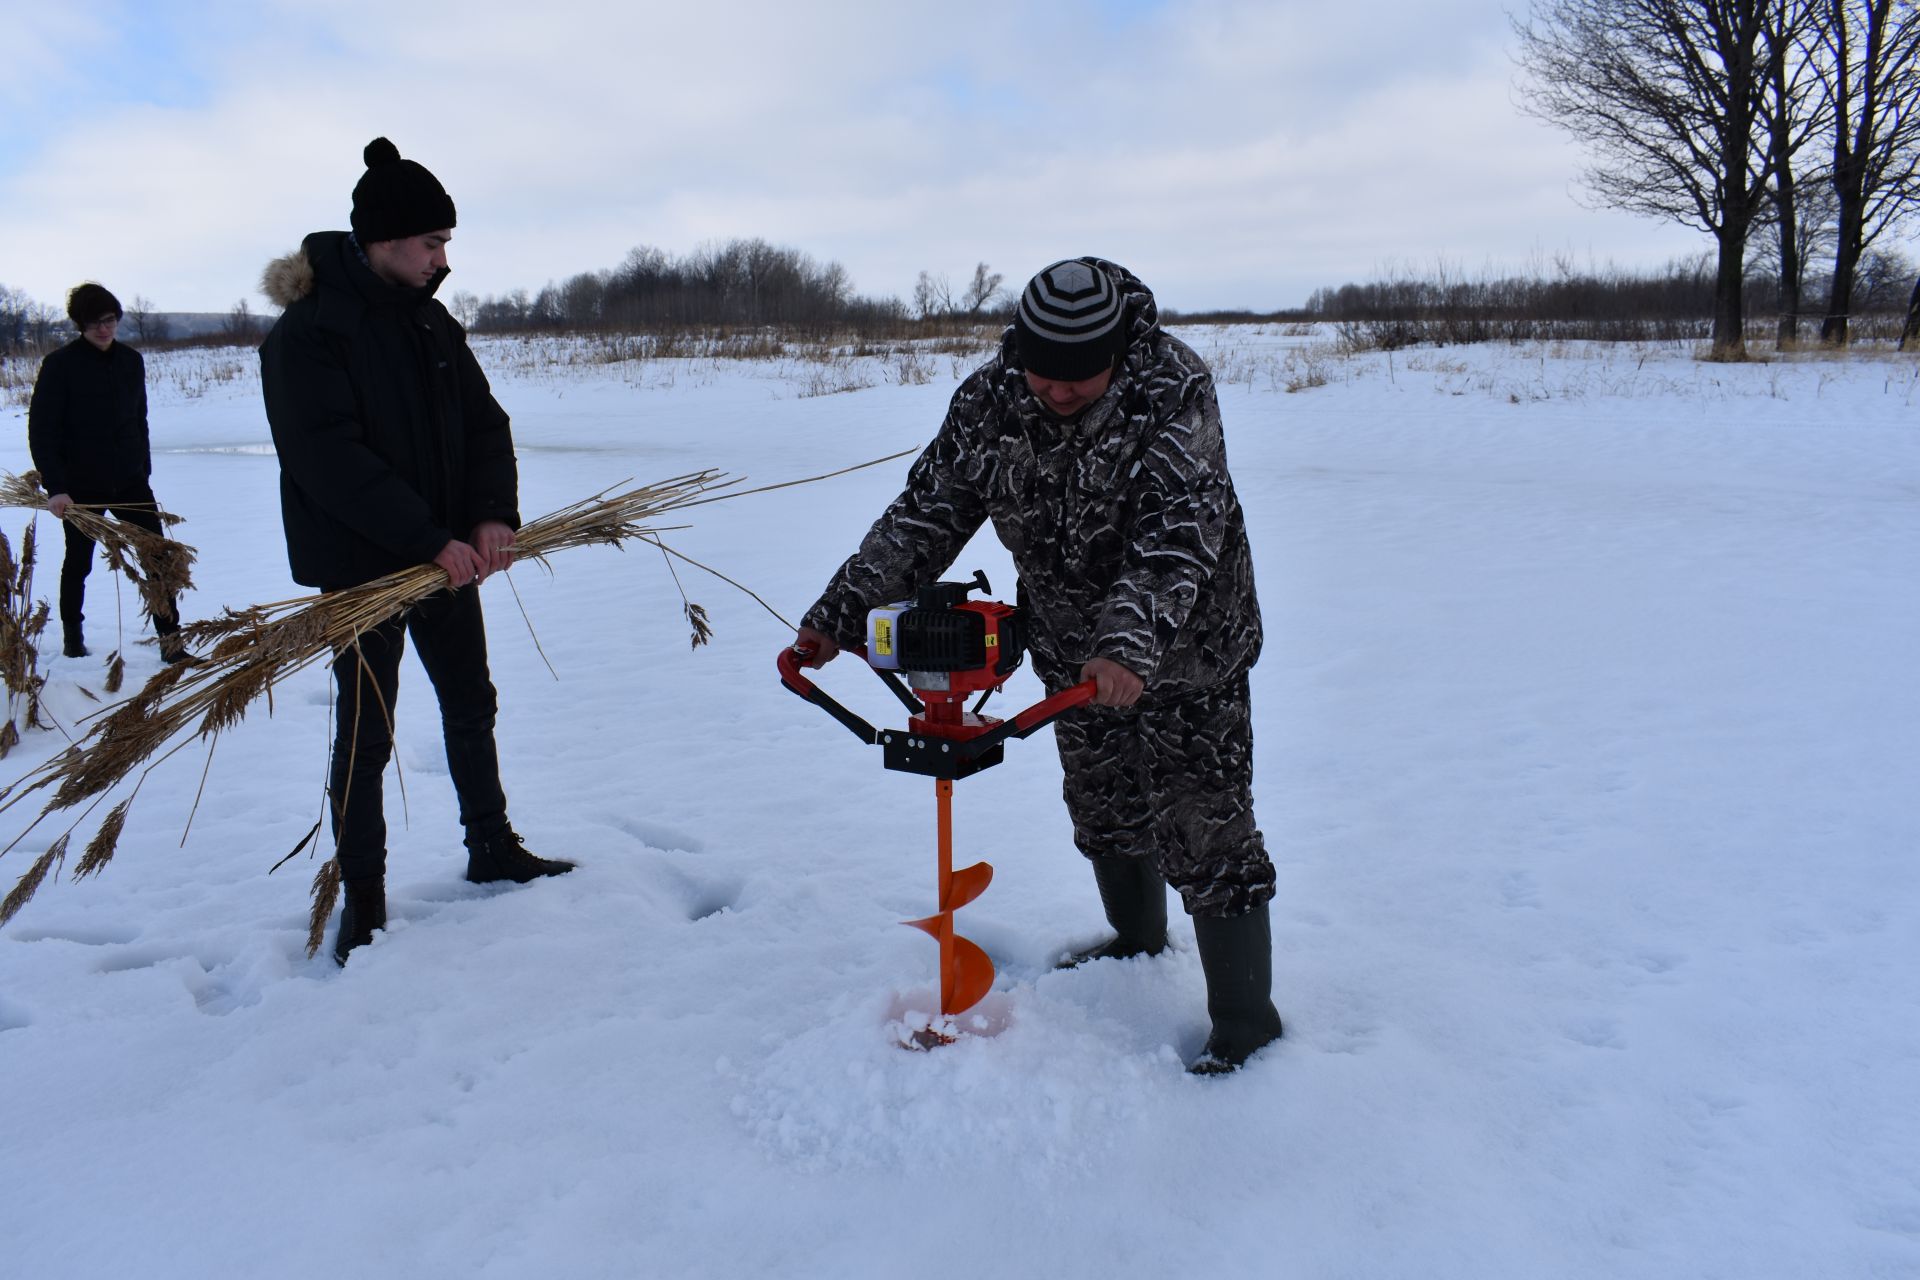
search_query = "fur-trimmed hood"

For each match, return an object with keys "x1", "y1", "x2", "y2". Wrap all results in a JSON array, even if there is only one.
[
  {"x1": 260, "y1": 247, "x2": 315, "y2": 309},
  {"x1": 259, "y1": 231, "x2": 449, "y2": 318}
]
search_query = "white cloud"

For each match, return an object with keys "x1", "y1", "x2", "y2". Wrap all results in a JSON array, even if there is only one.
[{"x1": 0, "y1": 0, "x2": 1730, "y2": 314}]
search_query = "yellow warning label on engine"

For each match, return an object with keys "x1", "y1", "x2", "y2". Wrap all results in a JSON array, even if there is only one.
[
  {"x1": 874, "y1": 618, "x2": 894, "y2": 655},
  {"x1": 984, "y1": 634, "x2": 998, "y2": 648}
]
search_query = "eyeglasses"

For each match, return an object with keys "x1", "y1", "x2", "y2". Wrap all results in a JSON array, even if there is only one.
[{"x1": 84, "y1": 315, "x2": 120, "y2": 330}]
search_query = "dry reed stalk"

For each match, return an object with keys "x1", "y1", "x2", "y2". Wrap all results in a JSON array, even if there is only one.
[
  {"x1": 0, "y1": 471, "x2": 195, "y2": 626},
  {"x1": 0, "y1": 521, "x2": 53, "y2": 746},
  {"x1": 306, "y1": 857, "x2": 341, "y2": 957},
  {"x1": 74, "y1": 796, "x2": 132, "y2": 879},
  {"x1": 0, "y1": 833, "x2": 67, "y2": 927},
  {"x1": 0, "y1": 468, "x2": 739, "y2": 937}
]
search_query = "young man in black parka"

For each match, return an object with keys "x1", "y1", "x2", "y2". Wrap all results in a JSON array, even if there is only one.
[
  {"x1": 793, "y1": 258, "x2": 1283, "y2": 1074},
  {"x1": 27, "y1": 282, "x2": 185, "y2": 661},
  {"x1": 259, "y1": 138, "x2": 571, "y2": 966}
]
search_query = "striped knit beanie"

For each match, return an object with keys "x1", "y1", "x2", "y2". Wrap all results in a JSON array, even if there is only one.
[{"x1": 1014, "y1": 258, "x2": 1128, "y2": 380}]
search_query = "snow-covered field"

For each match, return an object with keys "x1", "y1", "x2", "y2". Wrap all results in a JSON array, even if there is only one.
[{"x1": 2, "y1": 329, "x2": 1916, "y2": 1279}]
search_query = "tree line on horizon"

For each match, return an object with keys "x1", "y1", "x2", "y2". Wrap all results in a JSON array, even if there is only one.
[
  {"x1": 6, "y1": 235, "x2": 1915, "y2": 360},
  {"x1": 1298, "y1": 246, "x2": 1916, "y2": 346}
]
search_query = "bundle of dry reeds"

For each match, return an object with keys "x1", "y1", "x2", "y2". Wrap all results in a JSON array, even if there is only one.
[
  {"x1": 0, "y1": 472, "x2": 196, "y2": 629},
  {"x1": 0, "y1": 468, "x2": 740, "y2": 938}
]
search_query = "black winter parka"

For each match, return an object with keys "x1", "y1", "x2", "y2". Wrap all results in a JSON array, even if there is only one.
[
  {"x1": 27, "y1": 338, "x2": 152, "y2": 497},
  {"x1": 258, "y1": 231, "x2": 519, "y2": 590}
]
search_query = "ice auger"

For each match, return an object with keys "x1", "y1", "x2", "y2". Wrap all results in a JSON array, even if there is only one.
[{"x1": 777, "y1": 571, "x2": 1095, "y2": 1046}]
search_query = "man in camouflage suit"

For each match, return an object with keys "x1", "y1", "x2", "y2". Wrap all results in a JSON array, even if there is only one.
[{"x1": 793, "y1": 257, "x2": 1282, "y2": 1074}]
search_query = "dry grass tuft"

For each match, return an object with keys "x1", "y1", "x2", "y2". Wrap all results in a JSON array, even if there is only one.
[
  {"x1": 73, "y1": 796, "x2": 131, "y2": 879},
  {"x1": 0, "y1": 833, "x2": 68, "y2": 928},
  {"x1": 306, "y1": 857, "x2": 341, "y2": 958},
  {"x1": 0, "y1": 521, "x2": 53, "y2": 745},
  {"x1": 684, "y1": 601, "x2": 713, "y2": 649}
]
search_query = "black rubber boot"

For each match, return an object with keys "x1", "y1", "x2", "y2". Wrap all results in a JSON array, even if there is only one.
[
  {"x1": 1056, "y1": 855, "x2": 1169, "y2": 969},
  {"x1": 62, "y1": 624, "x2": 87, "y2": 659},
  {"x1": 464, "y1": 829, "x2": 576, "y2": 885},
  {"x1": 334, "y1": 878, "x2": 387, "y2": 967},
  {"x1": 1188, "y1": 904, "x2": 1284, "y2": 1075}
]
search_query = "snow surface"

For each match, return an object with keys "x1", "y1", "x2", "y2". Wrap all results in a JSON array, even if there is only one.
[{"x1": 2, "y1": 330, "x2": 1917, "y2": 1279}]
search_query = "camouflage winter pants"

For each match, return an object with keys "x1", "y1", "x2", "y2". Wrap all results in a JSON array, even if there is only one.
[{"x1": 1051, "y1": 670, "x2": 1275, "y2": 917}]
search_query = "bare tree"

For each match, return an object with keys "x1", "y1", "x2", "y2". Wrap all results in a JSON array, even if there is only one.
[
  {"x1": 446, "y1": 290, "x2": 480, "y2": 329},
  {"x1": 1855, "y1": 243, "x2": 1917, "y2": 307},
  {"x1": 1761, "y1": 0, "x2": 1837, "y2": 344},
  {"x1": 913, "y1": 270, "x2": 954, "y2": 321},
  {"x1": 960, "y1": 263, "x2": 1005, "y2": 317},
  {"x1": 125, "y1": 294, "x2": 171, "y2": 344},
  {"x1": 1513, "y1": 0, "x2": 1783, "y2": 356},
  {"x1": 223, "y1": 298, "x2": 259, "y2": 341},
  {"x1": 1816, "y1": 0, "x2": 1920, "y2": 343},
  {"x1": 26, "y1": 300, "x2": 63, "y2": 348},
  {"x1": 125, "y1": 295, "x2": 151, "y2": 343},
  {"x1": 0, "y1": 285, "x2": 36, "y2": 356}
]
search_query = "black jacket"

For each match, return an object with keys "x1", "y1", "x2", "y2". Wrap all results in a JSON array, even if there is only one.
[
  {"x1": 258, "y1": 231, "x2": 519, "y2": 589},
  {"x1": 27, "y1": 338, "x2": 152, "y2": 497}
]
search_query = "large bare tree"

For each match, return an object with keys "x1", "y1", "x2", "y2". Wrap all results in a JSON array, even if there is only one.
[
  {"x1": 961, "y1": 262, "x2": 1005, "y2": 318},
  {"x1": 1816, "y1": 0, "x2": 1920, "y2": 343},
  {"x1": 1762, "y1": 0, "x2": 1838, "y2": 344},
  {"x1": 1514, "y1": 0, "x2": 1782, "y2": 356}
]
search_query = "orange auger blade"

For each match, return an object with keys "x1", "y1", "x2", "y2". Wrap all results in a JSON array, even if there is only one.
[
  {"x1": 900, "y1": 914, "x2": 996, "y2": 1015},
  {"x1": 945, "y1": 861, "x2": 992, "y2": 911},
  {"x1": 899, "y1": 778, "x2": 997, "y2": 1018},
  {"x1": 945, "y1": 933, "x2": 995, "y2": 1014}
]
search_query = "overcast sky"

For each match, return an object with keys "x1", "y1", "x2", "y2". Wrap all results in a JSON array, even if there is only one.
[{"x1": 3, "y1": 0, "x2": 1733, "y2": 317}]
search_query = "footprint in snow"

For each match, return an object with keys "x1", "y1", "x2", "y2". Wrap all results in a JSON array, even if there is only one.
[
  {"x1": 597, "y1": 813, "x2": 705, "y2": 855},
  {"x1": 8, "y1": 923, "x2": 140, "y2": 946}
]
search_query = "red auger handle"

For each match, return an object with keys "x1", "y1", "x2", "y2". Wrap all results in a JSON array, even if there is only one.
[
  {"x1": 780, "y1": 644, "x2": 1099, "y2": 757},
  {"x1": 1008, "y1": 679, "x2": 1098, "y2": 739},
  {"x1": 950, "y1": 678, "x2": 1099, "y2": 763},
  {"x1": 778, "y1": 644, "x2": 880, "y2": 746}
]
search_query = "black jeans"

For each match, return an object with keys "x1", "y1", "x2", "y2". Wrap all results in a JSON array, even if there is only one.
[
  {"x1": 328, "y1": 586, "x2": 509, "y2": 882},
  {"x1": 59, "y1": 482, "x2": 180, "y2": 637}
]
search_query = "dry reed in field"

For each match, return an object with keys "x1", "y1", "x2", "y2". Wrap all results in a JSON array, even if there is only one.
[
  {"x1": 0, "y1": 468, "x2": 740, "y2": 935},
  {"x1": 0, "y1": 472, "x2": 195, "y2": 627},
  {"x1": 0, "y1": 521, "x2": 53, "y2": 755}
]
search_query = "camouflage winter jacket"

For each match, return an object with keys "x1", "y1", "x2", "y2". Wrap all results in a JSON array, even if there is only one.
[{"x1": 802, "y1": 260, "x2": 1262, "y2": 697}]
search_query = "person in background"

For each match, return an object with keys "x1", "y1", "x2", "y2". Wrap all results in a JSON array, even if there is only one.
[
  {"x1": 27, "y1": 282, "x2": 186, "y2": 662},
  {"x1": 259, "y1": 138, "x2": 572, "y2": 967},
  {"x1": 792, "y1": 257, "x2": 1282, "y2": 1074}
]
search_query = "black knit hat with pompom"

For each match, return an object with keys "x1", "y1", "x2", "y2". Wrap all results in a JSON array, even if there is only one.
[{"x1": 349, "y1": 137, "x2": 457, "y2": 243}]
